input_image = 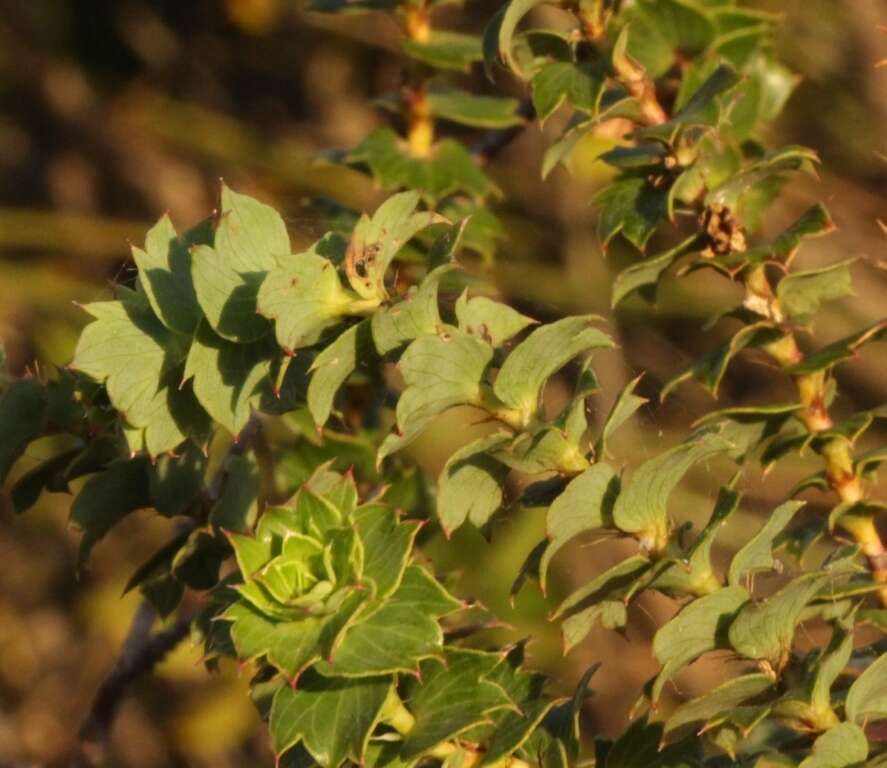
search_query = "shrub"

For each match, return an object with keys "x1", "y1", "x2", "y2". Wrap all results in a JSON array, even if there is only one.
[{"x1": 1, "y1": 0, "x2": 885, "y2": 766}]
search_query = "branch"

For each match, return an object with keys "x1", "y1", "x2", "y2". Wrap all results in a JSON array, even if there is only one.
[
  {"x1": 75, "y1": 413, "x2": 264, "y2": 763},
  {"x1": 77, "y1": 604, "x2": 193, "y2": 752}
]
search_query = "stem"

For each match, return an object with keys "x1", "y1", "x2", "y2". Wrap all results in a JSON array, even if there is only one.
[{"x1": 740, "y1": 274, "x2": 886, "y2": 604}]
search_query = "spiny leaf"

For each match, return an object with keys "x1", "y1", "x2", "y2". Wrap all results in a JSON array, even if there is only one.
[
  {"x1": 742, "y1": 204, "x2": 834, "y2": 267},
  {"x1": 788, "y1": 320, "x2": 887, "y2": 375},
  {"x1": 540, "y1": 462, "x2": 620, "y2": 592},
  {"x1": 455, "y1": 291, "x2": 536, "y2": 348},
  {"x1": 664, "y1": 673, "x2": 774, "y2": 740},
  {"x1": 798, "y1": 722, "x2": 869, "y2": 768},
  {"x1": 353, "y1": 504, "x2": 419, "y2": 600},
  {"x1": 133, "y1": 214, "x2": 213, "y2": 335},
  {"x1": 379, "y1": 328, "x2": 494, "y2": 462},
  {"x1": 595, "y1": 178, "x2": 670, "y2": 251},
  {"x1": 316, "y1": 565, "x2": 460, "y2": 677},
  {"x1": 401, "y1": 648, "x2": 514, "y2": 758},
  {"x1": 845, "y1": 648, "x2": 887, "y2": 725},
  {"x1": 553, "y1": 555, "x2": 652, "y2": 622},
  {"x1": 437, "y1": 432, "x2": 511, "y2": 535},
  {"x1": 371, "y1": 265, "x2": 452, "y2": 356},
  {"x1": 728, "y1": 500, "x2": 804, "y2": 586},
  {"x1": 651, "y1": 585, "x2": 750, "y2": 703},
  {"x1": 71, "y1": 457, "x2": 151, "y2": 567},
  {"x1": 611, "y1": 234, "x2": 704, "y2": 307},
  {"x1": 183, "y1": 321, "x2": 274, "y2": 436},
  {"x1": 308, "y1": 320, "x2": 374, "y2": 427},
  {"x1": 71, "y1": 289, "x2": 191, "y2": 444},
  {"x1": 612, "y1": 432, "x2": 733, "y2": 543},
  {"x1": 662, "y1": 322, "x2": 783, "y2": 399},
  {"x1": 595, "y1": 375, "x2": 648, "y2": 457},
  {"x1": 209, "y1": 453, "x2": 260, "y2": 533},
  {"x1": 493, "y1": 316, "x2": 613, "y2": 422},
  {"x1": 531, "y1": 61, "x2": 606, "y2": 123},
  {"x1": 777, "y1": 259, "x2": 854, "y2": 324},
  {"x1": 0, "y1": 379, "x2": 47, "y2": 483},
  {"x1": 270, "y1": 671, "x2": 391, "y2": 766},
  {"x1": 727, "y1": 572, "x2": 828, "y2": 668},
  {"x1": 623, "y1": 0, "x2": 716, "y2": 78},
  {"x1": 344, "y1": 192, "x2": 445, "y2": 301},
  {"x1": 496, "y1": 0, "x2": 551, "y2": 79},
  {"x1": 257, "y1": 233, "x2": 354, "y2": 353}
]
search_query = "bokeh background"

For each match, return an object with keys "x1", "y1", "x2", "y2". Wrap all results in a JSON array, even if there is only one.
[{"x1": 1, "y1": 1, "x2": 885, "y2": 766}]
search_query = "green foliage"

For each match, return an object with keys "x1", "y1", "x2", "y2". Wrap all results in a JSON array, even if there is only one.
[{"x1": 2, "y1": 0, "x2": 885, "y2": 766}]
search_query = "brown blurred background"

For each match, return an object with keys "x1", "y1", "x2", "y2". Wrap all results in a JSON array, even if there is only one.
[{"x1": 0, "y1": 1, "x2": 885, "y2": 766}]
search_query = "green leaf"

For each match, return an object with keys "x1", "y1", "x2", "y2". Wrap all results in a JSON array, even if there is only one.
[
  {"x1": 347, "y1": 129, "x2": 493, "y2": 202},
  {"x1": 605, "y1": 717, "x2": 701, "y2": 768},
  {"x1": 623, "y1": 0, "x2": 716, "y2": 78},
  {"x1": 183, "y1": 321, "x2": 274, "y2": 436},
  {"x1": 0, "y1": 379, "x2": 47, "y2": 483},
  {"x1": 474, "y1": 646, "x2": 556, "y2": 766},
  {"x1": 810, "y1": 619, "x2": 855, "y2": 716},
  {"x1": 777, "y1": 259, "x2": 854, "y2": 323},
  {"x1": 455, "y1": 292, "x2": 536, "y2": 348},
  {"x1": 192, "y1": 185, "x2": 288, "y2": 342},
  {"x1": 493, "y1": 425, "x2": 589, "y2": 475},
  {"x1": 651, "y1": 585, "x2": 750, "y2": 702},
  {"x1": 532, "y1": 62, "x2": 606, "y2": 123},
  {"x1": 318, "y1": 565, "x2": 459, "y2": 677},
  {"x1": 706, "y1": 146, "x2": 819, "y2": 210},
  {"x1": 308, "y1": 320, "x2": 374, "y2": 427},
  {"x1": 257, "y1": 233, "x2": 354, "y2": 353},
  {"x1": 402, "y1": 32, "x2": 482, "y2": 72},
  {"x1": 742, "y1": 204, "x2": 835, "y2": 266},
  {"x1": 611, "y1": 234, "x2": 704, "y2": 307},
  {"x1": 798, "y1": 723, "x2": 869, "y2": 768},
  {"x1": 612, "y1": 432, "x2": 733, "y2": 544},
  {"x1": 216, "y1": 184, "x2": 290, "y2": 272},
  {"x1": 662, "y1": 322, "x2": 783, "y2": 399},
  {"x1": 437, "y1": 432, "x2": 511, "y2": 535},
  {"x1": 191, "y1": 244, "x2": 271, "y2": 343},
  {"x1": 727, "y1": 573, "x2": 828, "y2": 668},
  {"x1": 379, "y1": 328, "x2": 493, "y2": 461},
  {"x1": 789, "y1": 321, "x2": 887, "y2": 376},
  {"x1": 845, "y1": 648, "x2": 887, "y2": 725},
  {"x1": 540, "y1": 462, "x2": 619, "y2": 592},
  {"x1": 595, "y1": 375, "x2": 648, "y2": 457},
  {"x1": 210, "y1": 453, "x2": 260, "y2": 533},
  {"x1": 664, "y1": 673, "x2": 774, "y2": 740},
  {"x1": 595, "y1": 178, "x2": 670, "y2": 251},
  {"x1": 427, "y1": 89, "x2": 524, "y2": 129},
  {"x1": 270, "y1": 671, "x2": 391, "y2": 766},
  {"x1": 133, "y1": 214, "x2": 213, "y2": 335},
  {"x1": 728, "y1": 500, "x2": 804, "y2": 586},
  {"x1": 371, "y1": 265, "x2": 452, "y2": 356},
  {"x1": 561, "y1": 601, "x2": 627, "y2": 653},
  {"x1": 401, "y1": 648, "x2": 513, "y2": 758},
  {"x1": 344, "y1": 192, "x2": 445, "y2": 301},
  {"x1": 353, "y1": 504, "x2": 419, "y2": 600},
  {"x1": 70, "y1": 457, "x2": 151, "y2": 567},
  {"x1": 149, "y1": 443, "x2": 207, "y2": 518},
  {"x1": 495, "y1": 0, "x2": 551, "y2": 78},
  {"x1": 71, "y1": 289, "x2": 192, "y2": 446},
  {"x1": 9, "y1": 447, "x2": 80, "y2": 514},
  {"x1": 553, "y1": 554, "x2": 651, "y2": 621},
  {"x1": 493, "y1": 316, "x2": 613, "y2": 422}
]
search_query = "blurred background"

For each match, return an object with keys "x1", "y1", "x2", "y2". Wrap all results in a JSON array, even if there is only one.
[{"x1": 0, "y1": 0, "x2": 885, "y2": 766}]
